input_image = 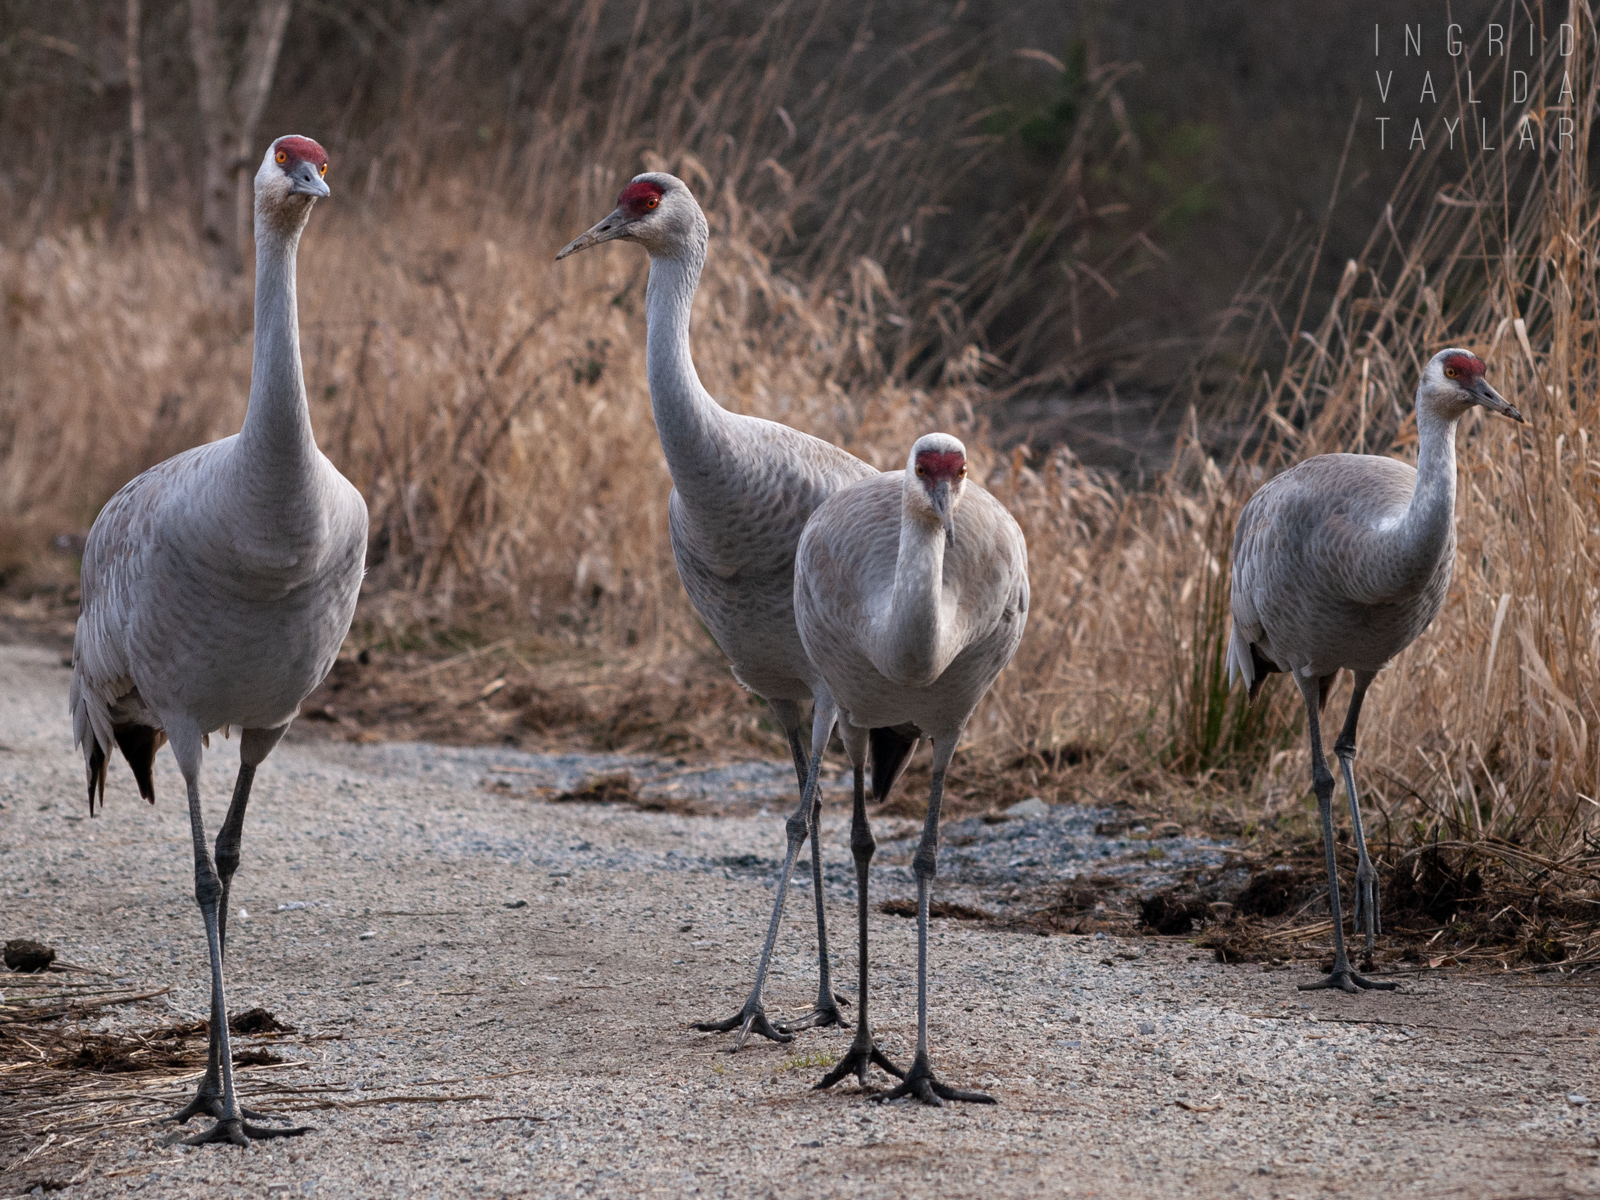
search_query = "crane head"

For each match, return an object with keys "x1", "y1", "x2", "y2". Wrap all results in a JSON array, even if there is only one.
[
  {"x1": 556, "y1": 173, "x2": 700, "y2": 261},
  {"x1": 255, "y1": 136, "x2": 330, "y2": 232},
  {"x1": 908, "y1": 433, "x2": 968, "y2": 545},
  {"x1": 1421, "y1": 349, "x2": 1524, "y2": 424}
]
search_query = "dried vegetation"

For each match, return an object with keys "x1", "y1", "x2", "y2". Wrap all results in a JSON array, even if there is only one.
[{"x1": 2, "y1": 9, "x2": 1599, "y2": 971}]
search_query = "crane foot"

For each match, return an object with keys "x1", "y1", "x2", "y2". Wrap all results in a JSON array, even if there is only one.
[
  {"x1": 814, "y1": 1028, "x2": 904, "y2": 1091},
  {"x1": 170, "y1": 1088, "x2": 282, "y2": 1125},
  {"x1": 181, "y1": 1118, "x2": 313, "y2": 1147},
  {"x1": 693, "y1": 1001, "x2": 793, "y2": 1050},
  {"x1": 1298, "y1": 966, "x2": 1398, "y2": 993},
  {"x1": 1351, "y1": 865, "x2": 1382, "y2": 953},
  {"x1": 871, "y1": 1052, "x2": 994, "y2": 1107},
  {"x1": 777, "y1": 991, "x2": 851, "y2": 1034}
]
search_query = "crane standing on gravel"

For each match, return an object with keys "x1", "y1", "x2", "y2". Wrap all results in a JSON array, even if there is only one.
[
  {"x1": 557, "y1": 173, "x2": 918, "y2": 1053},
  {"x1": 70, "y1": 136, "x2": 368, "y2": 1145},
  {"x1": 1227, "y1": 348, "x2": 1523, "y2": 993},
  {"x1": 794, "y1": 433, "x2": 1029, "y2": 1103}
]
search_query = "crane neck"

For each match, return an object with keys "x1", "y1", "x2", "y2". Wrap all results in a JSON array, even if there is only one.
[
  {"x1": 643, "y1": 222, "x2": 731, "y2": 488},
  {"x1": 871, "y1": 481, "x2": 959, "y2": 688},
  {"x1": 1395, "y1": 399, "x2": 1460, "y2": 576},
  {"x1": 238, "y1": 205, "x2": 317, "y2": 469}
]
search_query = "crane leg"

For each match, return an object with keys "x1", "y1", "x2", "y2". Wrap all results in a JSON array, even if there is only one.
[
  {"x1": 165, "y1": 726, "x2": 310, "y2": 1144},
  {"x1": 213, "y1": 724, "x2": 288, "y2": 958},
  {"x1": 1333, "y1": 672, "x2": 1382, "y2": 957},
  {"x1": 816, "y1": 725, "x2": 904, "y2": 1090},
  {"x1": 693, "y1": 696, "x2": 841, "y2": 1048},
  {"x1": 1294, "y1": 674, "x2": 1396, "y2": 994},
  {"x1": 781, "y1": 706, "x2": 850, "y2": 1033},
  {"x1": 875, "y1": 738, "x2": 994, "y2": 1106}
]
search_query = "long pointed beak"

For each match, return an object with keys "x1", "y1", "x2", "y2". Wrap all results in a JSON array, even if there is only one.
[
  {"x1": 557, "y1": 207, "x2": 630, "y2": 260},
  {"x1": 288, "y1": 161, "x2": 330, "y2": 198},
  {"x1": 1474, "y1": 378, "x2": 1525, "y2": 423},
  {"x1": 930, "y1": 480, "x2": 955, "y2": 546}
]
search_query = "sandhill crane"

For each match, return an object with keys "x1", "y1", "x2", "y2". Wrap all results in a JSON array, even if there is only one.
[
  {"x1": 558, "y1": 174, "x2": 918, "y2": 1050},
  {"x1": 1228, "y1": 348, "x2": 1522, "y2": 992},
  {"x1": 70, "y1": 135, "x2": 367, "y2": 1144},
  {"x1": 794, "y1": 433, "x2": 1029, "y2": 1102}
]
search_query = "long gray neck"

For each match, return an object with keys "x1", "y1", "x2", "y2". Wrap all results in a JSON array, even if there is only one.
[
  {"x1": 872, "y1": 489, "x2": 956, "y2": 687},
  {"x1": 238, "y1": 211, "x2": 316, "y2": 467},
  {"x1": 1395, "y1": 402, "x2": 1460, "y2": 580},
  {"x1": 644, "y1": 235, "x2": 732, "y2": 492}
]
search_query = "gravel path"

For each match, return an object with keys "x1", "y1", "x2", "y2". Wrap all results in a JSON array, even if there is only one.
[{"x1": 2, "y1": 642, "x2": 1598, "y2": 1199}]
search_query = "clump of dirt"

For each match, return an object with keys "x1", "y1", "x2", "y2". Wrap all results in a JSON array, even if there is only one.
[
  {"x1": 3, "y1": 939, "x2": 56, "y2": 972},
  {"x1": 1520, "y1": 923, "x2": 1570, "y2": 964},
  {"x1": 1234, "y1": 866, "x2": 1317, "y2": 917},
  {"x1": 231, "y1": 1048, "x2": 285, "y2": 1066},
  {"x1": 58, "y1": 1033, "x2": 195, "y2": 1074},
  {"x1": 555, "y1": 773, "x2": 638, "y2": 805},
  {"x1": 1388, "y1": 846, "x2": 1484, "y2": 925},
  {"x1": 879, "y1": 898, "x2": 995, "y2": 921},
  {"x1": 229, "y1": 1007, "x2": 294, "y2": 1035},
  {"x1": 1139, "y1": 889, "x2": 1212, "y2": 935}
]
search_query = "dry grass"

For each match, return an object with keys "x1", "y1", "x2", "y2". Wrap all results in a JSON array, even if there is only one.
[{"x1": 2, "y1": 4, "x2": 1599, "y2": 962}]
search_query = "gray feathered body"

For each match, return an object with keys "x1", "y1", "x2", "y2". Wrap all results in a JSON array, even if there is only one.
[
  {"x1": 1227, "y1": 452, "x2": 1453, "y2": 689},
  {"x1": 794, "y1": 471, "x2": 1029, "y2": 738},
  {"x1": 668, "y1": 418, "x2": 873, "y2": 703},
  {"x1": 71, "y1": 440, "x2": 366, "y2": 754}
]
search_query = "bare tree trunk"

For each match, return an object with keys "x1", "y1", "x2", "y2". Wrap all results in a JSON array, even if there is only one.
[
  {"x1": 187, "y1": 0, "x2": 293, "y2": 277},
  {"x1": 125, "y1": 0, "x2": 149, "y2": 220},
  {"x1": 231, "y1": 0, "x2": 293, "y2": 261}
]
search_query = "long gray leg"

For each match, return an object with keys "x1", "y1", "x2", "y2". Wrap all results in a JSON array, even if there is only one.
[
  {"x1": 175, "y1": 726, "x2": 296, "y2": 1126},
  {"x1": 1295, "y1": 673, "x2": 1396, "y2": 994},
  {"x1": 816, "y1": 723, "x2": 903, "y2": 1090},
  {"x1": 213, "y1": 725, "x2": 287, "y2": 957},
  {"x1": 782, "y1": 703, "x2": 849, "y2": 1032},
  {"x1": 165, "y1": 725, "x2": 310, "y2": 1144},
  {"x1": 1332, "y1": 671, "x2": 1382, "y2": 954},
  {"x1": 694, "y1": 694, "x2": 841, "y2": 1049},
  {"x1": 875, "y1": 735, "x2": 994, "y2": 1106}
]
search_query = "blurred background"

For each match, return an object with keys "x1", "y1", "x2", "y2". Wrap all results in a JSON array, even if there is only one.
[{"x1": 2, "y1": 0, "x2": 1596, "y2": 959}]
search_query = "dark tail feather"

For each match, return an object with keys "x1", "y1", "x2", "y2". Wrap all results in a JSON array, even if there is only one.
[
  {"x1": 1246, "y1": 645, "x2": 1281, "y2": 703},
  {"x1": 868, "y1": 725, "x2": 920, "y2": 803},
  {"x1": 87, "y1": 740, "x2": 108, "y2": 816},
  {"x1": 1316, "y1": 670, "x2": 1340, "y2": 714},
  {"x1": 113, "y1": 725, "x2": 164, "y2": 804}
]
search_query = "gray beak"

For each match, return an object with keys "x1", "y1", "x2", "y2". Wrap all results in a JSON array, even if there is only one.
[
  {"x1": 930, "y1": 480, "x2": 955, "y2": 546},
  {"x1": 288, "y1": 160, "x2": 330, "y2": 198},
  {"x1": 1473, "y1": 378, "x2": 1525, "y2": 423},
  {"x1": 557, "y1": 207, "x2": 630, "y2": 260}
]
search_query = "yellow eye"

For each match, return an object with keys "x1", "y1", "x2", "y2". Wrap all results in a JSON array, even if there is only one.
[
  {"x1": 319, "y1": 163, "x2": 327, "y2": 176},
  {"x1": 275, "y1": 150, "x2": 287, "y2": 165},
  {"x1": 1445, "y1": 366, "x2": 1457, "y2": 378}
]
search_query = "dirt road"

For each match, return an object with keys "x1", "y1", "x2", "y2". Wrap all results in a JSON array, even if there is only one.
[{"x1": 2, "y1": 642, "x2": 1597, "y2": 1198}]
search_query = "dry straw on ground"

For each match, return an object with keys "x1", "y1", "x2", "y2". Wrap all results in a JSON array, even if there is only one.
[{"x1": 2, "y1": 9, "x2": 1598, "y2": 917}]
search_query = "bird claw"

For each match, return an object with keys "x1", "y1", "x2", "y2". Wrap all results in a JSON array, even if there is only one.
[
  {"x1": 1298, "y1": 965, "x2": 1398, "y2": 993},
  {"x1": 777, "y1": 991, "x2": 852, "y2": 1034},
  {"x1": 181, "y1": 1118, "x2": 313, "y2": 1147},
  {"x1": 870, "y1": 1053, "x2": 993, "y2": 1107},
  {"x1": 1352, "y1": 862, "x2": 1382, "y2": 950},
  {"x1": 170, "y1": 1088, "x2": 278, "y2": 1126},
  {"x1": 814, "y1": 1029, "x2": 904, "y2": 1091},
  {"x1": 693, "y1": 1001, "x2": 793, "y2": 1050}
]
